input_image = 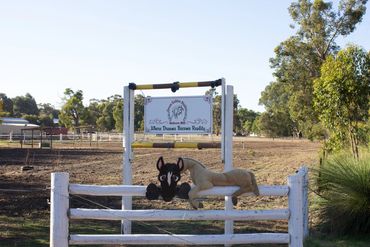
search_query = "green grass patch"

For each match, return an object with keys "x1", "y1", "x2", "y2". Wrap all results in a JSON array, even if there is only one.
[
  {"x1": 0, "y1": 214, "x2": 49, "y2": 247},
  {"x1": 305, "y1": 234, "x2": 370, "y2": 247}
]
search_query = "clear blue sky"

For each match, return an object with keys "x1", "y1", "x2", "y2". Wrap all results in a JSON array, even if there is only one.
[{"x1": 1, "y1": 0, "x2": 369, "y2": 112}]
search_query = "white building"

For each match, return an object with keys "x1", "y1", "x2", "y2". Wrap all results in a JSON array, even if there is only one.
[{"x1": 0, "y1": 117, "x2": 39, "y2": 135}]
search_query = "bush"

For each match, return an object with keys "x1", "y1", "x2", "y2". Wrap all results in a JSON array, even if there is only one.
[{"x1": 315, "y1": 153, "x2": 370, "y2": 234}]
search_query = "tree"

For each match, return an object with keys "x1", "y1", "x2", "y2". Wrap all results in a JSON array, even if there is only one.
[
  {"x1": 22, "y1": 114, "x2": 39, "y2": 124},
  {"x1": 113, "y1": 99, "x2": 123, "y2": 132},
  {"x1": 289, "y1": 0, "x2": 367, "y2": 60},
  {"x1": 251, "y1": 118, "x2": 261, "y2": 136},
  {"x1": 38, "y1": 114, "x2": 54, "y2": 127},
  {"x1": 205, "y1": 89, "x2": 240, "y2": 135},
  {"x1": 59, "y1": 89, "x2": 86, "y2": 133},
  {"x1": 237, "y1": 108, "x2": 260, "y2": 136},
  {"x1": 313, "y1": 45, "x2": 369, "y2": 158},
  {"x1": 96, "y1": 100, "x2": 114, "y2": 131},
  {"x1": 233, "y1": 95, "x2": 241, "y2": 134},
  {"x1": 96, "y1": 95, "x2": 122, "y2": 131},
  {"x1": 12, "y1": 93, "x2": 39, "y2": 117},
  {"x1": 38, "y1": 103, "x2": 59, "y2": 127},
  {"x1": 205, "y1": 89, "x2": 247, "y2": 135},
  {"x1": 84, "y1": 99, "x2": 101, "y2": 127},
  {"x1": 256, "y1": 111, "x2": 294, "y2": 138},
  {"x1": 243, "y1": 120, "x2": 254, "y2": 136},
  {"x1": 0, "y1": 93, "x2": 13, "y2": 116},
  {"x1": 38, "y1": 103, "x2": 59, "y2": 119},
  {"x1": 259, "y1": 81, "x2": 298, "y2": 137},
  {"x1": 134, "y1": 95, "x2": 145, "y2": 131},
  {"x1": 260, "y1": 0, "x2": 368, "y2": 138},
  {"x1": 208, "y1": 91, "x2": 222, "y2": 135}
]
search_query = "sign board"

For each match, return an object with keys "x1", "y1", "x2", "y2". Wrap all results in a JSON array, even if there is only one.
[{"x1": 144, "y1": 95, "x2": 212, "y2": 134}]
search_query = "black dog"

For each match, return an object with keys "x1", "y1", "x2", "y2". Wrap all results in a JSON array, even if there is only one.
[{"x1": 146, "y1": 156, "x2": 190, "y2": 201}]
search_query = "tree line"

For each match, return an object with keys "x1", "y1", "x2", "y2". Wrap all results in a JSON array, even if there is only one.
[{"x1": 0, "y1": 88, "x2": 262, "y2": 136}]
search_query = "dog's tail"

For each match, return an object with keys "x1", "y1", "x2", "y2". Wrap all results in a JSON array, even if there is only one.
[{"x1": 250, "y1": 172, "x2": 260, "y2": 196}]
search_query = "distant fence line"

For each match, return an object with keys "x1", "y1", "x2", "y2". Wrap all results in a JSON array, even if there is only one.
[
  {"x1": 0, "y1": 133, "x2": 123, "y2": 142},
  {"x1": 0, "y1": 132, "x2": 219, "y2": 147},
  {"x1": 0, "y1": 133, "x2": 307, "y2": 148}
]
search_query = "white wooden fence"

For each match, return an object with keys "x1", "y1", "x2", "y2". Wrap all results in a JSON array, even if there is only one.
[{"x1": 50, "y1": 167, "x2": 308, "y2": 247}]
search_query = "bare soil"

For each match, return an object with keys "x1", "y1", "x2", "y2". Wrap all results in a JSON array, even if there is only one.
[{"x1": 0, "y1": 138, "x2": 321, "y2": 246}]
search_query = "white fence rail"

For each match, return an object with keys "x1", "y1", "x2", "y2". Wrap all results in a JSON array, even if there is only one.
[
  {"x1": 50, "y1": 167, "x2": 309, "y2": 247},
  {"x1": 69, "y1": 233, "x2": 290, "y2": 245},
  {"x1": 70, "y1": 208, "x2": 290, "y2": 221},
  {"x1": 0, "y1": 133, "x2": 124, "y2": 142},
  {"x1": 0, "y1": 133, "x2": 217, "y2": 147}
]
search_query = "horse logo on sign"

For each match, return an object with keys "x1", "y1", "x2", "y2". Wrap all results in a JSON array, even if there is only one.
[{"x1": 167, "y1": 99, "x2": 187, "y2": 124}]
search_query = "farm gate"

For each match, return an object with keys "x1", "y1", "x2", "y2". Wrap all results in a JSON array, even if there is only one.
[{"x1": 50, "y1": 167, "x2": 308, "y2": 246}]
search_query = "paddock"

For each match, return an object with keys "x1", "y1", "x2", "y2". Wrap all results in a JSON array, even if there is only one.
[{"x1": 50, "y1": 166, "x2": 308, "y2": 246}]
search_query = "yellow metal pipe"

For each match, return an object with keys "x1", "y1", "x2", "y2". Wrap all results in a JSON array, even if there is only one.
[
  {"x1": 135, "y1": 84, "x2": 154, "y2": 90},
  {"x1": 178, "y1": 82, "x2": 199, "y2": 88},
  {"x1": 174, "y1": 142, "x2": 198, "y2": 148},
  {"x1": 131, "y1": 142, "x2": 154, "y2": 148}
]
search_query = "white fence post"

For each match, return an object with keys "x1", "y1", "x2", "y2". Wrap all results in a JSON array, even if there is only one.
[
  {"x1": 224, "y1": 84, "x2": 234, "y2": 243},
  {"x1": 288, "y1": 171, "x2": 304, "y2": 247},
  {"x1": 300, "y1": 166, "x2": 309, "y2": 238},
  {"x1": 122, "y1": 86, "x2": 133, "y2": 234},
  {"x1": 50, "y1": 172, "x2": 69, "y2": 247}
]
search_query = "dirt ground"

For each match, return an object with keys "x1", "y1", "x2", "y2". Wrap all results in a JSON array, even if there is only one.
[{"x1": 0, "y1": 137, "x2": 321, "y2": 246}]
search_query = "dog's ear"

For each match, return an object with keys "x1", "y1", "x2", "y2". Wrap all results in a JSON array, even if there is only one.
[
  {"x1": 177, "y1": 157, "x2": 184, "y2": 171},
  {"x1": 157, "y1": 156, "x2": 164, "y2": 170}
]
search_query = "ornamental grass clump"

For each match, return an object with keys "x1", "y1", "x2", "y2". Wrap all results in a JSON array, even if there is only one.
[{"x1": 315, "y1": 153, "x2": 370, "y2": 234}]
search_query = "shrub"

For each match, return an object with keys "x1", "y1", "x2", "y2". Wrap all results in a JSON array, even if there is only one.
[{"x1": 315, "y1": 153, "x2": 370, "y2": 234}]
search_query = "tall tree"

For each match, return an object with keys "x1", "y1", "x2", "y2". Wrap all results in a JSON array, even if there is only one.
[
  {"x1": 259, "y1": 81, "x2": 298, "y2": 137},
  {"x1": 96, "y1": 100, "x2": 114, "y2": 131},
  {"x1": 237, "y1": 108, "x2": 260, "y2": 136},
  {"x1": 59, "y1": 88, "x2": 85, "y2": 133},
  {"x1": 260, "y1": 0, "x2": 368, "y2": 138},
  {"x1": 314, "y1": 45, "x2": 369, "y2": 158},
  {"x1": 255, "y1": 111, "x2": 294, "y2": 138},
  {"x1": 96, "y1": 95, "x2": 122, "y2": 131},
  {"x1": 84, "y1": 99, "x2": 101, "y2": 127},
  {"x1": 12, "y1": 93, "x2": 39, "y2": 117}
]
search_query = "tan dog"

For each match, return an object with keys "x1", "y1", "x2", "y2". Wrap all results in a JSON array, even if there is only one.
[{"x1": 179, "y1": 157, "x2": 259, "y2": 209}]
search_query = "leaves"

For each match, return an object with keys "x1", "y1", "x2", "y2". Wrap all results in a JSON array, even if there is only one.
[
  {"x1": 12, "y1": 93, "x2": 39, "y2": 117},
  {"x1": 259, "y1": 0, "x2": 367, "y2": 139},
  {"x1": 59, "y1": 88, "x2": 86, "y2": 132},
  {"x1": 313, "y1": 45, "x2": 370, "y2": 155}
]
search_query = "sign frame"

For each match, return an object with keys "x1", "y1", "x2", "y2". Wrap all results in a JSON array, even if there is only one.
[{"x1": 144, "y1": 95, "x2": 213, "y2": 134}]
